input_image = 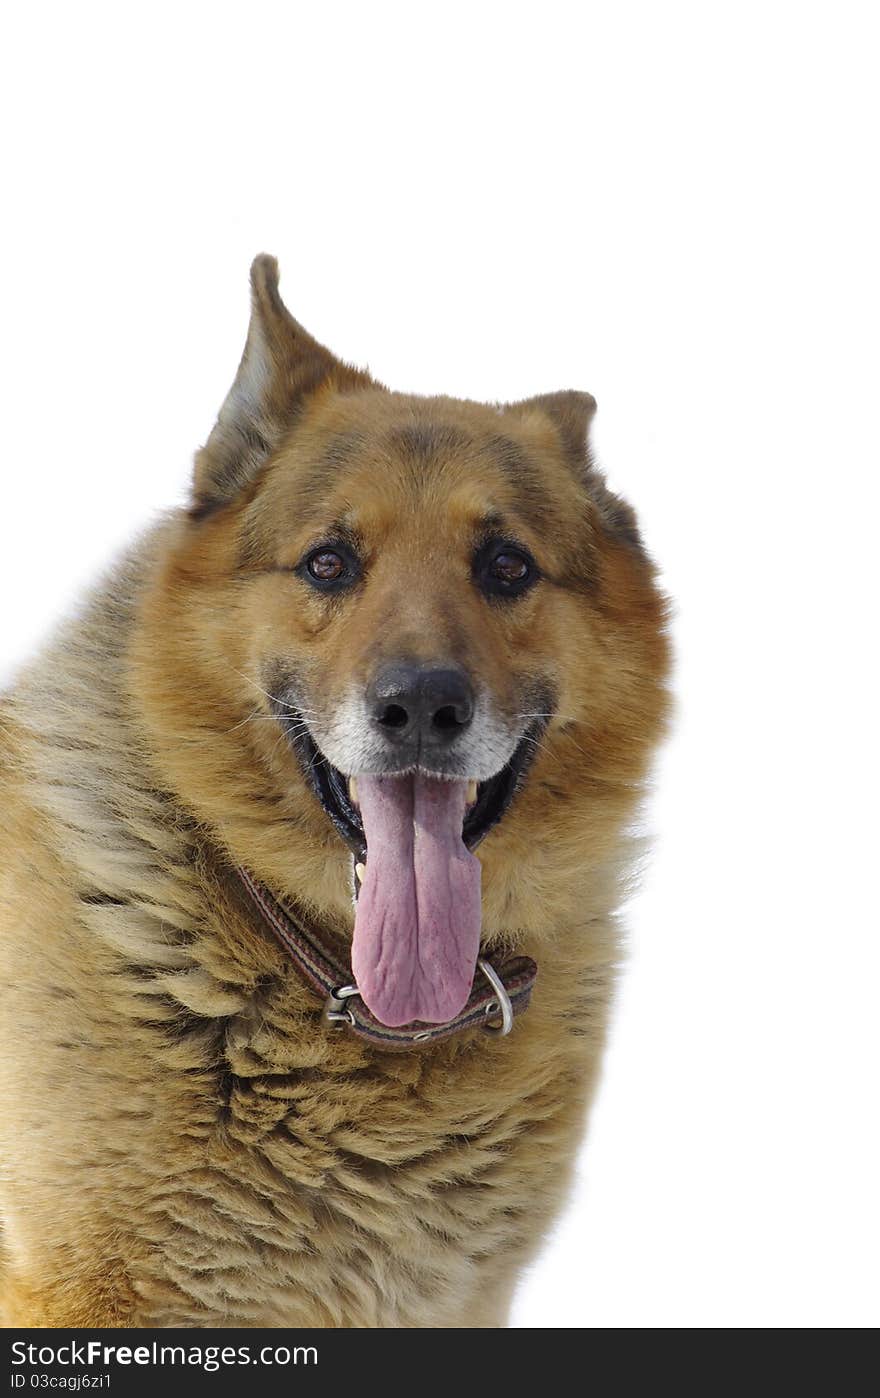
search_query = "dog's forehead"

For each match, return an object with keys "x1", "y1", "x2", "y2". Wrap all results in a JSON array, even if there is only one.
[{"x1": 268, "y1": 390, "x2": 579, "y2": 542}]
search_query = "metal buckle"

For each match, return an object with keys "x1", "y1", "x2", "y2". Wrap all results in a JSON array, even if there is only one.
[
  {"x1": 322, "y1": 982, "x2": 360, "y2": 1029},
  {"x1": 477, "y1": 957, "x2": 514, "y2": 1037}
]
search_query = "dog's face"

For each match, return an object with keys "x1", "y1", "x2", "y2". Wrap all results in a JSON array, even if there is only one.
[
  {"x1": 137, "y1": 257, "x2": 668, "y2": 1027},
  {"x1": 238, "y1": 391, "x2": 600, "y2": 817}
]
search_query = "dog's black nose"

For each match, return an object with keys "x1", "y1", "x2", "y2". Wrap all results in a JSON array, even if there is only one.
[{"x1": 368, "y1": 663, "x2": 475, "y2": 746}]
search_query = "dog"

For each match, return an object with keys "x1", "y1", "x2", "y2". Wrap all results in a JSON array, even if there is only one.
[{"x1": 0, "y1": 256, "x2": 669, "y2": 1327}]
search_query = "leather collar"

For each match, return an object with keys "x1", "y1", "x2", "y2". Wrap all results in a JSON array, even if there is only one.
[{"x1": 237, "y1": 866, "x2": 538, "y2": 1052}]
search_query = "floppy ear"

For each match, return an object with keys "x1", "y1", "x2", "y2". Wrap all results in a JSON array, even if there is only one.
[
  {"x1": 515, "y1": 389, "x2": 643, "y2": 549},
  {"x1": 192, "y1": 254, "x2": 371, "y2": 515}
]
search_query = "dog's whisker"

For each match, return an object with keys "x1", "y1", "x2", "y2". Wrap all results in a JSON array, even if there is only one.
[
  {"x1": 224, "y1": 706, "x2": 265, "y2": 736},
  {"x1": 228, "y1": 667, "x2": 304, "y2": 712},
  {"x1": 516, "y1": 712, "x2": 583, "y2": 725}
]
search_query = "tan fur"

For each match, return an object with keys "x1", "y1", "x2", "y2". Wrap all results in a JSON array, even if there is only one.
[{"x1": 0, "y1": 258, "x2": 669, "y2": 1327}]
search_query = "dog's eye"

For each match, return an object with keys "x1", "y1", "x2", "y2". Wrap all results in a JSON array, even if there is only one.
[
  {"x1": 474, "y1": 540, "x2": 538, "y2": 599},
  {"x1": 308, "y1": 550, "x2": 346, "y2": 582},
  {"x1": 490, "y1": 552, "x2": 530, "y2": 585},
  {"x1": 299, "y1": 544, "x2": 358, "y2": 591}
]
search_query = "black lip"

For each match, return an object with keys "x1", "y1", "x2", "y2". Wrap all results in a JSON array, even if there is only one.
[{"x1": 273, "y1": 705, "x2": 548, "y2": 862}]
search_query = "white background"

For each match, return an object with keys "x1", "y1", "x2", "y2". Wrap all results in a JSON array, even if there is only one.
[{"x1": 2, "y1": 3, "x2": 878, "y2": 1328}]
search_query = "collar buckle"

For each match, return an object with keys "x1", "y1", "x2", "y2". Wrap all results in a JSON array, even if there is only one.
[
  {"x1": 322, "y1": 982, "x2": 360, "y2": 1029},
  {"x1": 477, "y1": 957, "x2": 514, "y2": 1037}
]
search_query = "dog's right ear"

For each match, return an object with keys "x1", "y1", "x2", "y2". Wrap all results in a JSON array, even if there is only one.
[
  {"x1": 510, "y1": 389, "x2": 644, "y2": 551},
  {"x1": 191, "y1": 255, "x2": 370, "y2": 516}
]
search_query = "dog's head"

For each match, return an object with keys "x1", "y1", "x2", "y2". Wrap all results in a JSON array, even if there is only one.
[{"x1": 136, "y1": 257, "x2": 669, "y2": 1026}]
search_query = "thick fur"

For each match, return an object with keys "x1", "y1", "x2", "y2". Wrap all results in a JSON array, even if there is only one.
[{"x1": 0, "y1": 258, "x2": 669, "y2": 1327}]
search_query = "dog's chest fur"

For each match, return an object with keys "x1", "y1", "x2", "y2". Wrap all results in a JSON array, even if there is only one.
[{"x1": 130, "y1": 958, "x2": 603, "y2": 1327}]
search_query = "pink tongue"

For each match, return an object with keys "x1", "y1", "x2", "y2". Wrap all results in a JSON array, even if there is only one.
[{"x1": 351, "y1": 775, "x2": 482, "y2": 1026}]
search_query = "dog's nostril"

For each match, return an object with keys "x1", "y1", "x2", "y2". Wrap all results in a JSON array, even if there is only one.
[
  {"x1": 433, "y1": 703, "x2": 466, "y2": 732},
  {"x1": 378, "y1": 702, "x2": 409, "y2": 730}
]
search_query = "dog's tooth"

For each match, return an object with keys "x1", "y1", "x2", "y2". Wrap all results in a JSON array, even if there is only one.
[
  {"x1": 349, "y1": 777, "x2": 359, "y2": 808},
  {"x1": 355, "y1": 862, "x2": 366, "y2": 884},
  {"x1": 466, "y1": 780, "x2": 478, "y2": 806}
]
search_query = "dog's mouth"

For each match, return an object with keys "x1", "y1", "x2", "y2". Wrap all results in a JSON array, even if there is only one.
[
  {"x1": 277, "y1": 714, "x2": 543, "y2": 865},
  {"x1": 275, "y1": 707, "x2": 546, "y2": 1029}
]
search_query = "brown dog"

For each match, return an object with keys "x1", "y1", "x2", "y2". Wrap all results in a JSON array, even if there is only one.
[{"x1": 0, "y1": 257, "x2": 669, "y2": 1327}]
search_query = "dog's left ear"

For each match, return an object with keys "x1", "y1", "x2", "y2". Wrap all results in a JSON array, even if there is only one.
[
  {"x1": 514, "y1": 389, "x2": 643, "y2": 549},
  {"x1": 192, "y1": 255, "x2": 371, "y2": 515},
  {"x1": 521, "y1": 390, "x2": 598, "y2": 465}
]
